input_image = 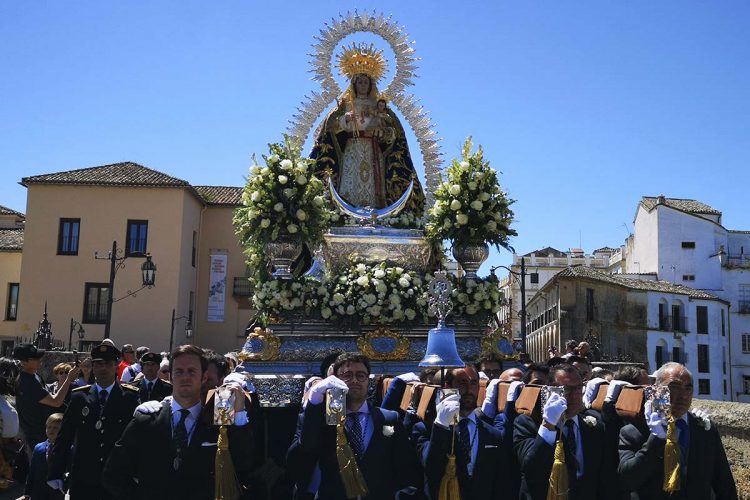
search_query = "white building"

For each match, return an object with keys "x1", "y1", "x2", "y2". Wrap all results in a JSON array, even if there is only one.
[{"x1": 625, "y1": 195, "x2": 750, "y2": 401}]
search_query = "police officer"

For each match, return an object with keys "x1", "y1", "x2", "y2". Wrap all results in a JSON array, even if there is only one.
[
  {"x1": 47, "y1": 342, "x2": 140, "y2": 500},
  {"x1": 134, "y1": 352, "x2": 172, "y2": 402}
]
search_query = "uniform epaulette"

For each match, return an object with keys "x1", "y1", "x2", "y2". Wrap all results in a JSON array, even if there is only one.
[
  {"x1": 72, "y1": 385, "x2": 91, "y2": 392},
  {"x1": 121, "y1": 383, "x2": 139, "y2": 392},
  {"x1": 161, "y1": 380, "x2": 172, "y2": 385}
]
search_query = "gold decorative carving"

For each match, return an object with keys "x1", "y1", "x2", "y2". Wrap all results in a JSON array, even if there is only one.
[
  {"x1": 357, "y1": 328, "x2": 410, "y2": 361},
  {"x1": 239, "y1": 327, "x2": 281, "y2": 362},
  {"x1": 481, "y1": 327, "x2": 519, "y2": 361}
]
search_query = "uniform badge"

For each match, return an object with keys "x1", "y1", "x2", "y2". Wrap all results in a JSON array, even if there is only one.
[
  {"x1": 81, "y1": 406, "x2": 89, "y2": 416},
  {"x1": 95, "y1": 419, "x2": 103, "y2": 430},
  {"x1": 173, "y1": 457, "x2": 181, "y2": 470}
]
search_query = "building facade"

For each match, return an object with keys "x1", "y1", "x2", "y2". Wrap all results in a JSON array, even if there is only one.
[{"x1": 0, "y1": 206, "x2": 24, "y2": 351}]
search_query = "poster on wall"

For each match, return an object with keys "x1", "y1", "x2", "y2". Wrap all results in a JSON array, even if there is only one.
[{"x1": 208, "y1": 253, "x2": 227, "y2": 322}]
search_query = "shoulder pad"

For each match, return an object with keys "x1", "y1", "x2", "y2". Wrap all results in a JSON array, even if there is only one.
[
  {"x1": 72, "y1": 385, "x2": 91, "y2": 393},
  {"x1": 121, "y1": 383, "x2": 139, "y2": 392}
]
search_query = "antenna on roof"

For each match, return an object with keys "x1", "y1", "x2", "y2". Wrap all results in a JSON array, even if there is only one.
[{"x1": 622, "y1": 222, "x2": 632, "y2": 237}]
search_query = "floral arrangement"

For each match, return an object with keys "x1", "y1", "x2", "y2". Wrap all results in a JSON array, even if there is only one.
[
  {"x1": 251, "y1": 277, "x2": 324, "y2": 319},
  {"x1": 329, "y1": 206, "x2": 424, "y2": 229},
  {"x1": 426, "y1": 137, "x2": 516, "y2": 249},
  {"x1": 450, "y1": 275, "x2": 504, "y2": 318},
  {"x1": 233, "y1": 136, "x2": 333, "y2": 278}
]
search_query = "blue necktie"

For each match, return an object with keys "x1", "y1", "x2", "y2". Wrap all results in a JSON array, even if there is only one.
[
  {"x1": 676, "y1": 419, "x2": 689, "y2": 471},
  {"x1": 458, "y1": 419, "x2": 472, "y2": 472},
  {"x1": 347, "y1": 412, "x2": 364, "y2": 460}
]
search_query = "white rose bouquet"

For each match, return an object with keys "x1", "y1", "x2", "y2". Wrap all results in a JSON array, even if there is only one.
[{"x1": 426, "y1": 137, "x2": 516, "y2": 249}]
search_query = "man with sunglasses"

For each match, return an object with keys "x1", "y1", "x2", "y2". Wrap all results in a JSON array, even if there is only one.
[
  {"x1": 618, "y1": 362, "x2": 736, "y2": 499},
  {"x1": 514, "y1": 363, "x2": 609, "y2": 499},
  {"x1": 287, "y1": 352, "x2": 421, "y2": 499}
]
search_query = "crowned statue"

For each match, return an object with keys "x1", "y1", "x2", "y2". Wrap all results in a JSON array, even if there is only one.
[{"x1": 311, "y1": 44, "x2": 425, "y2": 215}]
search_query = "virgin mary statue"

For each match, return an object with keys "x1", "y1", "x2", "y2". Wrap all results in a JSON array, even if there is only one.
[{"x1": 311, "y1": 45, "x2": 425, "y2": 217}]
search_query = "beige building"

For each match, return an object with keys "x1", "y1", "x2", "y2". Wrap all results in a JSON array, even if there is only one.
[
  {"x1": 0, "y1": 206, "x2": 24, "y2": 353},
  {"x1": 12, "y1": 162, "x2": 252, "y2": 354}
]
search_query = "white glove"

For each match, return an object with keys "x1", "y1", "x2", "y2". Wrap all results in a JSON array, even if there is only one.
[
  {"x1": 644, "y1": 400, "x2": 667, "y2": 439},
  {"x1": 304, "y1": 376, "x2": 322, "y2": 394},
  {"x1": 47, "y1": 480, "x2": 64, "y2": 491},
  {"x1": 542, "y1": 392, "x2": 567, "y2": 427},
  {"x1": 507, "y1": 381, "x2": 525, "y2": 402},
  {"x1": 395, "y1": 372, "x2": 421, "y2": 383},
  {"x1": 691, "y1": 408, "x2": 710, "y2": 421},
  {"x1": 308, "y1": 375, "x2": 348, "y2": 405},
  {"x1": 481, "y1": 379, "x2": 501, "y2": 418},
  {"x1": 478, "y1": 371, "x2": 489, "y2": 381},
  {"x1": 604, "y1": 380, "x2": 631, "y2": 403},
  {"x1": 134, "y1": 397, "x2": 168, "y2": 415},
  {"x1": 583, "y1": 377, "x2": 607, "y2": 408},
  {"x1": 434, "y1": 394, "x2": 461, "y2": 428}
]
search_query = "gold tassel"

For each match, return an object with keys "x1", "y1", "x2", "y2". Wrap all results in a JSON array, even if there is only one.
[
  {"x1": 663, "y1": 416, "x2": 681, "y2": 493},
  {"x1": 546, "y1": 434, "x2": 569, "y2": 500},
  {"x1": 215, "y1": 425, "x2": 242, "y2": 500},
  {"x1": 438, "y1": 423, "x2": 461, "y2": 500},
  {"x1": 335, "y1": 418, "x2": 368, "y2": 498}
]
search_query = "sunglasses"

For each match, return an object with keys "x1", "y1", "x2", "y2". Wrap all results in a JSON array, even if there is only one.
[{"x1": 56, "y1": 370, "x2": 70, "y2": 375}]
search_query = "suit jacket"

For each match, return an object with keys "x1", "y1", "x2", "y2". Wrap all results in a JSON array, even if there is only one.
[
  {"x1": 135, "y1": 377, "x2": 172, "y2": 402},
  {"x1": 287, "y1": 400, "x2": 421, "y2": 500},
  {"x1": 490, "y1": 400, "x2": 522, "y2": 500},
  {"x1": 48, "y1": 383, "x2": 140, "y2": 487},
  {"x1": 102, "y1": 399, "x2": 257, "y2": 500},
  {"x1": 416, "y1": 409, "x2": 506, "y2": 500},
  {"x1": 25, "y1": 440, "x2": 64, "y2": 500},
  {"x1": 618, "y1": 413, "x2": 737, "y2": 500},
  {"x1": 514, "y1": 411, "x2": 608, "y2": 500}
]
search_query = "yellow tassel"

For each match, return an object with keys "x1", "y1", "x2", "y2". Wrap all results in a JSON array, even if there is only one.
[
  {"x1": 335, "y1": 419, "x2": 368, "y2": 498},
  {"x1": 438, "y1": 454, "x2": 461, "y2": 500},
  {"x1": 547, "y1": 435, "x2": 569, "y2": 500},
  {"x1": 663, "y1": 416, "x2": 681, "y2": 493},
  {"x1": 215, "y1": 425, "x2": 242, "y2": 500}
]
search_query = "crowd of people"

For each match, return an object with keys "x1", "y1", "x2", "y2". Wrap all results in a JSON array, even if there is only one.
[{"x1": 0, "y1": 338, "x2": 738, "y2": 499}]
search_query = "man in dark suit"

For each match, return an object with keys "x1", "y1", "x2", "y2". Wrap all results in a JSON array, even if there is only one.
[
  {"x1": 618, "y1": 362, "x2": 737, "y2": 499},
  {"x1": 102, "y1": 344, "x2": 256, "y2": 500},
  {"x1": 47, "y1": 343, "x2": 140, "y2": 500},
  {"x1": 287, "y1": 352, "x2": 421, "y2": 500},
  {"x1": 416, "y1": 365, "x2": 506, "y2": 500},
  {"x1": 133, "y1": 351, "x2": 172, "y2": 402},
  {"x1": 514, "y1": 363, "x2": 608, "y2": 500}
]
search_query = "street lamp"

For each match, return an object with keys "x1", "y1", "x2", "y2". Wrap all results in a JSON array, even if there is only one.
[
  {"x1": 491, "y1": 255, "x2": 527, "y2": 352},
  {"x1": 94, "y1": 241, "x2": 157, "y2": 340},
  {"x1": 34, "y1": 302, "x2": 53, "y2": 350},
  {"x1": 69, "y1": 318, "x2": 85, "y2": 351},
  {"x1": 169, "y1": 309, "x2": 193, "y2": 354}
]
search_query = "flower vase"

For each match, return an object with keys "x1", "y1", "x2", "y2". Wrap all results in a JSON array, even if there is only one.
[
  {"x1": 265, "y1": 234, "x2": 303, "y2": 279},
  {"x1": 452, "y1": 242, "x2": 489, "y2": 280}
]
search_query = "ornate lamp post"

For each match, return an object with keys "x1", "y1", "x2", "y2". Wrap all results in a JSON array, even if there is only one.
[
  {"x1": 94, "y1": 241, "x2": 157, "y2": 340},
  {"x1": 491, "y1": 255, "x2": 527, "y2": 352},
  {"x1": 68, "y1": 318, "x2": 85, "y2": 351},
  {"x1": 33, "y1": 302, "x2": 53, "y2": 350},
  {"x1": 169, "y1": 309, "x2": 193, "y2": 354}
]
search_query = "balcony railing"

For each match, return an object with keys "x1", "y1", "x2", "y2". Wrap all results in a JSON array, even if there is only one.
[
  {"x1": 738, "y1": 301, "x2": 750, "y2": 314},
  {"x1": 233, "y1": 277, "x2": 252, "y2": 297},
  {"x1": 725, "y1": 254, "x2": 750, "y2": 268},
  {"x1": 657, "y1": 315, "x2": 689, "y2": 333}
]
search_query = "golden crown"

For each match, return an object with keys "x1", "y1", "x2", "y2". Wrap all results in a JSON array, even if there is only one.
[{"x1": 337, "y1": 43, "x2": 387, "y2": 81}]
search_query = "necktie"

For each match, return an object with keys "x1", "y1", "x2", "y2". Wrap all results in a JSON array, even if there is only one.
[
  {"x1": 347, "y1": 412, "x2": 364, "y2": 460},
  {"x1": 174, "y1": 409, "x2": 190, "y2": 451},
  {"x1": 98, "y1": 389, "x2": 108, "y2": 410},
  {"x1": 458, "y1": 418, "x2": 472, "y2": 473},
  {"x1": 676, "y1": 419, "x2": 689, "y2": 475},
  {"x1": 146, "y1": 382, "x2": 153, "y2": 399},
  {"x1": 564, "y1": 419, "x2": 579, "y2": 476}
]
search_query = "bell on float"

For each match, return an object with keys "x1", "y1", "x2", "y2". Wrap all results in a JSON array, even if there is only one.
[{"x1": 419, "y1": 320, "x2": 464, "y2": 368}]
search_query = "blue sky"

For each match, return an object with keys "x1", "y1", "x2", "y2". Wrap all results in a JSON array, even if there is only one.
[{"x1": 1, "y1": 1, "x2": 748, "y2": 272}]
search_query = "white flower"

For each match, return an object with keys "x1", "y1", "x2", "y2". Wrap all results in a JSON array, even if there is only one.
[
  {"x1": 398, "y1": 277, "x2": 410, "y2": 288},
  {"x1": 260, "y1": 219, "x2": 270, "y2": 228},
  {"x1": 468, "y1": 181, "x2": 477, "y2": 191},
  {"x1": 459, "y1": 161, "x2": 470, "y2": 172},
  {"x1": 346, "y1": 305, "x2": 356, "y2": 315},
  {"x1": 296, "y1": 209, "x2": 307, "y2": 221},
  {"x1": 273, "y1": 202, "x2": 284, "y2": 212},
  {"x1": 450, "y1": 200, "x2": 462, "y2": 211},
  {"x1": 479, "y1": 192, "x2": 490, "y2": 201},
  {"x1": 382, "y1": 425, "x2": 395, "y2": 437},
  {"x1": 449, "y1": 184, "x2": 461, "y2": 196},
  {"x1": 456, "y1": 213, "x2": 469, "y2": 225},
  {"x1": 332, "y1": 293, "x2": 345, "y2": 304},
  {"x1": 470, "y1": 200, "x2": 483, "y2": 211},
  {"x1": 296, "y1": 175, "x2": 307, "y2": 185},
  {"x1": 250, "y1": 165, "x2": 261, "y2": 175},
  {"x1": 313, "y1": 196, "x2": 325, "y2": 207},
  {"x1": 405, "y1": 308, "x2": 416, "y2": 320},
  {"x1": 261, "y1": 167, "x2": 270, "y2": 176},
  {"x1": 583, "y1": 416, "x2": 597, "y2": 427},
  {"x1": 443, "y1": 219, "x2": 452, "y2": 229},
  {"x1": 374, "y1": 269, "x2": 386, "y2": 279},
  {"x1": 287, "y1": 224, "x2": 298, "y2": 234},
  {"x1": 280, "y1": 159, "x2": 293, "y2": 170},
  {"x1": 356, "y1": 276, "x2": 369, "y2": 287},
  {"x1": 486, "y1": 220, "x2": 497, "y2": 231},
  {"x1": 283, "y1": 188, "x2": 295, "y2": 198},
  {"x1": 389, "y1": 294, "x2": 401, "y2": 305},
  {"x1": 364, "y1": 294, "x2": 377, "y2": 305},
  {"x1": 321, "y1": 307, "x2": 332, "y2": 319},
  {"x1": 278, "y1": 175, "x2": 288, "y2": 185}
]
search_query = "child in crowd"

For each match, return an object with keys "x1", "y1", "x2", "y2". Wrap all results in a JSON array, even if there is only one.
[{"x1": 18, "y1": 413, "x2": 64, "y2": 500}]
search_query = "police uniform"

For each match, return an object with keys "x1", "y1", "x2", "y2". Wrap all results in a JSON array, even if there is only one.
[
  {"x1": 134, "y1": 352, "x2": 172, "y2": 402},
  {"x1": 48, "y1": 343, "x2": 140, "y2": 500}
]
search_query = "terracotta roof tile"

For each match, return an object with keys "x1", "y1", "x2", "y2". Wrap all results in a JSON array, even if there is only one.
[
  {"x1": 0, "y1": 205, "x2": 24, "y2": 218},
  {"x1": 641, "y1": 196, "x2": 721, "y2": 216},
  {"x1": 523, "y1": 246, "x2": 567, "y2": 258},
  {"x1": 556, "y1": 266, "x2": 722, "y2": 301},
  {"x1": 21, "y1": 162, "x2": 190, "y2": 188},
  {"x1": 193, "y1": 186, "x2": 244, "y2": 206},
  {"x1": 0, "y1": 228, "x2": 23, "y2": 251}
]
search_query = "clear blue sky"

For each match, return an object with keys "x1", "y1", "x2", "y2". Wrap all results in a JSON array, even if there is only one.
[{"x1": 1, "y1": 1, "x2": 748, "y2": 272}]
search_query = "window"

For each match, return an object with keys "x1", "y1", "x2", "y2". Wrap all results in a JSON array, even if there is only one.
[
  {"x1": 696, "y1": 306, "x2": 708, "y2": 334},
  {"x1": 672, "y1": 346, "x2": 682, "y2": 364},
  {"x1": 698, "y1": 379, "x2": 710, "y2": 395},
  {"x1": 83, "y1": 283, "x2": 109, "y2": 323},
  {"x1": 188, "y1": 291, "x2": 194, "y2": 323},
  {"x1": 125, "y1": 220, "x2": 148, "y2": 256},
  {"x1": 682, "y1": 274, "x2": 695, "y2": 281},
  {"x1": 5, "y1": 283, "x2": 19, "y2": 320},
  {"x1": 57, "y1": 218, "x2": 80, "y2": 255},
  {"x1": 744, "y1": 376, "x2": 750, "y2": 395},
  {"x1": 721, "y1": 309, "x2": 726, "y2": 336},
  {"x1": 744, "y1": 334, "x2": 750, "y2": 353},
  {"x1": 530, "y1": 273, "x2": 539, "y2": 284},
  {"x1": 586, "y1": 288, "x2": 594, "y2": 321},
  {"x1": 723, "y1": 379, "x2": 727, "y2": 395},
  {"x1": 697, "y1": 344, "x2": 709, "y2": 373},
  {"x1": 739, "y1": 285, "x2": 750, "y2": 314},
  {"x1": 681, "y1": 241, "x2": 696, "y2": 249},
  {"x1": 672, "y1": 304, "x2": 684, "y2": 332},
  {"x1": 655, "y1": 345, "x2": 664, "y2": 368},
  {"x1": 192, "y1": 231, "x2": 197, "y2": 267},
  {"x1": 658, "y1": 302, "x2": 668, "y2": 330}
]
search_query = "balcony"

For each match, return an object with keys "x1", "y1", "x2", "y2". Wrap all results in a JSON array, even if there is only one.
[
  {"x1": 233, "y1": 277, "x2": 252, "y2": 297},
  {"x1": 738, "y1": 301, "x2": 750, "y2": 315},
  {"x1": 724, "y1": 254, "x2": 750, "y2": 269},
  {"x1": 657, "y1": 315, "x2": 689, "y2": 333}
]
